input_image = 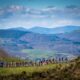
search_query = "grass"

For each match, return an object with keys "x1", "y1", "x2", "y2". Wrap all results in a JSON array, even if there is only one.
[
  {"x1": 0, "y1": 57, "x2": 26, "y2": 62},
  {"x1": 0, "y1": 57, "x2": 80, "y2": 80},
  {"x1": 0, "y1": 63, "x2": 69, "y2": 76}
]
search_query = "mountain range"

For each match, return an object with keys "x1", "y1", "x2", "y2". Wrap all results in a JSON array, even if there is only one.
[
  {"x1": 0, "y1": 25, "x2": 80, "y2": 60},
  {"x1": 28, "y1": 26, "x2": 80, "y2": 34}
]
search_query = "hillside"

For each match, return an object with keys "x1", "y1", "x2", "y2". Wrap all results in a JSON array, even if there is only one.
[
  {"x1": 0, "y1": 49, "x2": 9, "y2": 58},
  {"x1": 0, "y1": 28, "x2": 80, "y2": 60},
  {"x1": 0, "y1": 49, "x2": 25, "y2": 62},
  {"x1": 58, "y1": 30, "x2": 80, "y2": 42},
  {"x1": 20, "y1": 30, "x2": 80, "y2": 56},
  {"x1": 0, "y1": 56, "x2": 80, "y2": 80}
]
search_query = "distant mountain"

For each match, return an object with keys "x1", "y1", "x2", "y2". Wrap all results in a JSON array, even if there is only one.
[
  {"x1": 29, "y1": 26, "x2": 50, "y2": 34},
  {"x1": 57, "y1": 30, "x2": 80, "y2": 55},
  {"x1": 0, "y1": 29, "x2": 30, "y2": 38},
  {"x1": 58, "y1": 30, "x2": 80, "y2": 42},
  {"x1": 8, "y1": 27, "x2": 27, "y2": 31},
  {"x1": 29, "y1": 26, "x2": 80, "y2": 34},
  {"x1": 0, "y1": 28, "x2": 80, "y2": 60}
]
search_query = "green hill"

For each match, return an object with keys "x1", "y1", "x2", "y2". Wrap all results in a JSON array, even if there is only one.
[{"x1": 0, "y1": 56, "x2": 80, "y2": 80}]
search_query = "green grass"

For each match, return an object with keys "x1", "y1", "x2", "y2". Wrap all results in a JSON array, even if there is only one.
[
  {"x1": 0, "y1": 57, "x2": 26, "y2": 62},
  {"x1": 0, "y1": 57, "x2": 80, "y2": 80},
  {"x1": 0, "y1": 63, "x2": 69, "y2": 76}
]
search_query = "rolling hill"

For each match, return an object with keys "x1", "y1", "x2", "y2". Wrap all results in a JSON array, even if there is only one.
[
  {"x1": 0, "y1": 56, "x2": 80, "y2": 80},
  {"x1": 58, "y1": 30, "x2": 80, "y2": 43},
  {"x1": 0, "y1": 27, "x2": 80, "y2": 60}
]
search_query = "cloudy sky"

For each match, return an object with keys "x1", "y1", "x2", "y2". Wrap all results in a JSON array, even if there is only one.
[{"x1": 0, "y1": 0, "x2": 80, "y2": 29}]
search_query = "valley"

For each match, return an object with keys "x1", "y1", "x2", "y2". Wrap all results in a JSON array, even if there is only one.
[
  {"x1": 0, "y1": 26, "x2": 80, "y2": 60},
  {"x1": 0, "y1": 0, "x2": 80, "y2": 79}
]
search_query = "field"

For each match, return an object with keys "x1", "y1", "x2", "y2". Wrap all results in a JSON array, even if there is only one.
[
  {"x1": 21, "y1": 49, "x2": 75, "y2": 60},
  {"x1": 0, "y1": 64, "x2": 62, "y2": 75}
]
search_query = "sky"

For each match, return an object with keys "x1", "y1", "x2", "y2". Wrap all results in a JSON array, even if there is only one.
[{"x1": 0, "y1": 0, "x2": 80, "y2": 29}]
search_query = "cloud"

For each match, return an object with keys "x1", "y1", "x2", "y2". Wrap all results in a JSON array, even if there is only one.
[
  {"x1": 0, "y1": 5, "x2": 80, "y2": 28},
  {"x1": 66, "y1": 5, "x2": 80, "y2": 9}
]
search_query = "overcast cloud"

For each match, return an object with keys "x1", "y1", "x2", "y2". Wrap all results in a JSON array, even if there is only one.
[{"x1": 0, "y1": 5, "x2": 80, "y2": 28}]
